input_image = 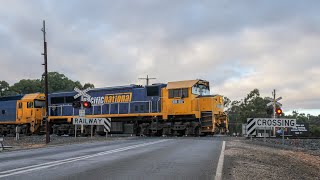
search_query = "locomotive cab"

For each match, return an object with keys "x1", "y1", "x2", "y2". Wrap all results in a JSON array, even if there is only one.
[
  {"x1": 16, "y1": 93, "x2": 46, "y2": 133},
  {"x1": 162, "y1": 79, "x2": 228, "y2": 135},
  {"x1": 0, "y1": 93, "x2": 45, "y2": 136}
]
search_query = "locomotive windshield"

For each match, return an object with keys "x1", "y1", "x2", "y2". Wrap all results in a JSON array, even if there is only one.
[
  {"x1": 192, "y1": 83, "x2": 210, "y2": 96},
  {"x1": 34, "y1": 100, "x2": 45, "y2": 108}
]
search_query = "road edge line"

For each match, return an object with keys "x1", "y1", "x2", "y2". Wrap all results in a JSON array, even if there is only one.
[{"x1": 215, "y1": 140, "x2": 225, "y2": 180}]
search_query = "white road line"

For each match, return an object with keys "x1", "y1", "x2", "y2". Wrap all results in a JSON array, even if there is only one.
[
  {"x1": 0, "y1": 139, "x2": 171, "y2": 179},
  {"x1": 215, "y1": 141, "x2": 225, "y2": 180}
]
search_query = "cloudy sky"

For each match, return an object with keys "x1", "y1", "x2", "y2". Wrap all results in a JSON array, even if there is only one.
[{"x1": 0, "y1": 0, "x2": 319, "y2": 115}]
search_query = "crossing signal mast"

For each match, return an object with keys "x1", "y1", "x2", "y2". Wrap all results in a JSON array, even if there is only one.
[
  {"x1": 266, "y1": 89, "x2": 283, "y2": 118},
  {"x1": 73, "y1": 87, "x2": 92, "y2": 136},
  {"x1": 266, "y1": 89, "x2": 283, "y2": 138}
]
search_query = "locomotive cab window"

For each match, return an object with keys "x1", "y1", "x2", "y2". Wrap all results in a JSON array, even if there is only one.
[
  {"x1": 27, "y1": 102, "x2": 34, "y2": 108},
  {"x1": 34, "y1": 100, "x2": 45, "y2": 108},
  {"x1": 168, "y1": 88, "x2": 188, "y2": 98},
  {"x1": 192, "y1": 84, "x2": 210, "y2": 96},
  {"x1": 18, "y1": 102, "x2": 22, "y2": 108},
  {"x1": 181, "y1": 88, "x2": 188, "y2": 98},
  {"x1": 1, "y1": 110, "x2": 5, "y2": 115}
]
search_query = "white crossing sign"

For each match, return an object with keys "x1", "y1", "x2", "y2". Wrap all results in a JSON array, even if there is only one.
[
  {"x1": 73, "y1": 117, "x2": 106, "y2": 125},
  {"x1": 246, "y1": 118, "x2": 256, "y2": 136},
  {"x1": 267, "y1": 101, "x2": 282, "y2": 107},
  {"x1": 74, "y1": 87, "x2": 91, "y2": 100},
  {"x1": 73, "y1": 117, "x2": 111, "y2": 132},
  {"x1": 266, "y1": 102, "x2": 273, "y2": 106},
  {"x1": 103, "y1": 118, "x2": 111, "y2": 132},
  {"x1": 246, "y1": 118, "x2": 296, "y2": 136},
  {"x1": 255, "y1": 118, "x2": 296, "y2": 128},
  {"x1": 266, "y1": 96, "x2": 282, "y2": 107}
]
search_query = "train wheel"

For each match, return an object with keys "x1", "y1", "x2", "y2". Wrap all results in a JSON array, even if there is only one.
[{"x1": 22, "y1": 125, "x2": 31, "y2": 136}]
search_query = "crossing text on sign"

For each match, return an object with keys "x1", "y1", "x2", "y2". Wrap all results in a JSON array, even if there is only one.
[
  {"x1": 255, "y1": 118, "x2": 296, "y2": 127},
  {"x1": 73, "y1": 118, "x2": 105, "y2": 125}
]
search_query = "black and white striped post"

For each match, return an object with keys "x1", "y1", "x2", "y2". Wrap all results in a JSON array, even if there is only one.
[
  {"x1": 104, "y1": 118, "x2": 111, "y2": 138},
  {"x1": 246, "y1": 118, "x2": 256, "y2": 140}
]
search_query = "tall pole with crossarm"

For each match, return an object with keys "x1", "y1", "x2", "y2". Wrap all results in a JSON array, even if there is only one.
[
  {"x1": 41, "y1": 20, "x2": 50, "y2": 144},
  {"x1": 138, "y1": 75, "x2": 156, "y2": 86}
]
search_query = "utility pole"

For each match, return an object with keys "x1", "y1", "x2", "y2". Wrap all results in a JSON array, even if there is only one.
[
  {"x1": 138, "y1": 75, "x2": 156, "y2": 86},
  {"x1": 41, "y1": 20, "x2": 50, "y2": 144},
  {"x1": 272, "y1": 89, "x2": 276, "y2": 119}
]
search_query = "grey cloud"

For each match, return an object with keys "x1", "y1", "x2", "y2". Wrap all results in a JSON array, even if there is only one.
[{"x1": 0, "y1": 0, "x2": 320, "y2": 113}]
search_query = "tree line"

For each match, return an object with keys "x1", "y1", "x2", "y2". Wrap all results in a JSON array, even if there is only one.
[
  {"x1": 224, "y1": 89, "x2": 320, "y2": 137},
  {"x1": 0, "y1": 72, "x2": 94, "y2": 96}
]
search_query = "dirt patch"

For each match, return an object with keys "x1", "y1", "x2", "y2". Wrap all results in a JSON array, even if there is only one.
[{"x1": 223, "y1": 139, "x2": 320, "y2": 180}]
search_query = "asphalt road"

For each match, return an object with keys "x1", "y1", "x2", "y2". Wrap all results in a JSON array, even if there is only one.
[{"x1": 0, "y1": 137, "x2": 224, "y2": 180}]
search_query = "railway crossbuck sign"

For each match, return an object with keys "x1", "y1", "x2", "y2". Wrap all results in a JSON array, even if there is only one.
[
  {"x1": 246, "y1": 118, "x2": 296, "y2": 136},
  {"x1": 266, "y1": 97, "x2": 282, "y2": 107},
  {"x1": 74, "y1": 87, "x2": 91, "y2": 100}
]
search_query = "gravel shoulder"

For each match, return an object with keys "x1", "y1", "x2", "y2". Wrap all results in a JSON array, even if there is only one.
[
  {"x1": 223, "y1": 138, "x2": 320, "y2": 180},
  {"x1": 0, "y1": 135, "x2": 136, "y2": 152}
]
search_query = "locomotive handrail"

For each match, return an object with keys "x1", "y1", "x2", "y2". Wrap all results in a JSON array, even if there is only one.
[
  {"x1": 48, "y1": 100, "x2": 161, "y2": 116},
  {"x1": 157, "y1": 97, "x2": 164, "y2": 113}
]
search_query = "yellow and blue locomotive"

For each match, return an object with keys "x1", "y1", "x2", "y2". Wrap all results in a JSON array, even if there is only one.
[
  {"x1": 0, "y1": 93, "x2": 46, "y2": 135},
  {"x1": 0, "y1": 79, "x2": 228, "y2": 136}
]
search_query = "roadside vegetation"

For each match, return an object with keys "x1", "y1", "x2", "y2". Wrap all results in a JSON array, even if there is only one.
[
  {"x1": 224, "y1": 89, "x2": 320, "y2": 137},
  {"x1": 0, "y1": 72, "x2": 94, "y2": 96}
]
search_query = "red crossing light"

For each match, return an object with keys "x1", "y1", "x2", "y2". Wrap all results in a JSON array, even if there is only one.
[
  {"x1": 83, "y1": 101, "x2": 92, "y2": 108},
  {"x1": 276, "y1": 108, "x2": 282, "y2": 115}
]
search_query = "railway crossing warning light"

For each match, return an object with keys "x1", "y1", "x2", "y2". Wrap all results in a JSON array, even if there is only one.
[
  {"x1": 72, "y1": 101, "x2": 91, "y2": 108},
  {"x1": 83, "y1": 101, "x2": 92, "y2": 108},
  {"x1": 276, "y1": 108, "x2": 282, "y2": 115}
]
